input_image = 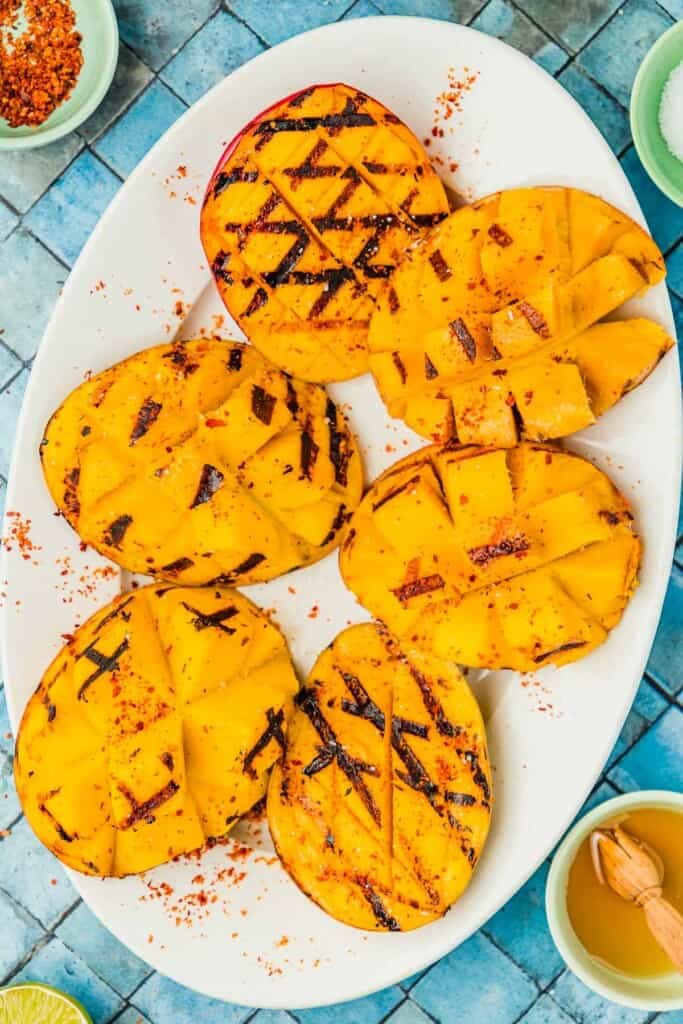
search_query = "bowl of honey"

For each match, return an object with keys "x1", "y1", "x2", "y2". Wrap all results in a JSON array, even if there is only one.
[{"x1": 546, "y1": 790, "x2": 683, "y2": 1011}]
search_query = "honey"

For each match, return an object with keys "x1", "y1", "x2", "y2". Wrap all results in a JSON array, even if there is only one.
[{"x1": 566, "y1": 807, "x2": 683, "y2": 977}]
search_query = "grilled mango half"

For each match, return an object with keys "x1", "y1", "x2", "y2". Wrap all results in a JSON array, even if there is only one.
[
  {"x1": 268, "y1": 622, "x2": 491, "y2": 932},
  {"x1": 201, "y1": 83, "x2": 448, "y2": 382},
  {"x1": 368, "y1": 186, "x2": 672, "y2": 444},
  {"x1": 340, "y1": 443, "x2": 641, "y2": 671},
  {"x1": 15, "y1": 585, "x2": 299, "y2": 876},
  {"x1": 40, "y1": 339, "x2": 362, "y2": 585}
]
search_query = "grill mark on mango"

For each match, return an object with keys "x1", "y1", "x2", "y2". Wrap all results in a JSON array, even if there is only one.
[
  {"x1": 297, "y1": 686, "x2": 382, "y2": 826},
  {"x1": 243, "y1": 707, "x2": 287, "y2": 779},
  {"x1": 450, "y1": 318, "x2": 477, "y2": 362},
  {"x1": 117, "y1": 779, "x2": 180, "y2": 830},
  {"x1": 181, "y1": 601, "x2": 238, "y2": 635},
  {"x1": 103, "y1": 514, "x2": 133, "y2": 548},
  {"x1": 130, "y1": 397, "x2": 162, "y2": 445},
  {"x1": 77, "y1": 638, "x2": 129, "y2": 701}
]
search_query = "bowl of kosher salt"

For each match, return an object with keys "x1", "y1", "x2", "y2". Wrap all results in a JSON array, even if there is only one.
[{"x1": 631, "y1": 19, "x2": 683, "y2": 208}]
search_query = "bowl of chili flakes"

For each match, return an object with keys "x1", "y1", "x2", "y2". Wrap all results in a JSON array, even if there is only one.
[{"x1": 0, "y1": 0, "x2": 118, "y2": 150}]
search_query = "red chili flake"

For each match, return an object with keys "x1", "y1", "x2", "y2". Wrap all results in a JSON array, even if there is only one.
[
  {"x1": 307, "y1": 604, "x2": 319, "y2": 619},
  {"x1": 205, "y1": 417, "x2": 226, "y2": 428},
  {"x1": 2, "y1": 511, "x2": 42, "y2": 564}
]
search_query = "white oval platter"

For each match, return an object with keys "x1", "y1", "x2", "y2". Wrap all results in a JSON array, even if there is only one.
[{"x1": 1, "y1": 16, "x2": 680, "y2": 1010}]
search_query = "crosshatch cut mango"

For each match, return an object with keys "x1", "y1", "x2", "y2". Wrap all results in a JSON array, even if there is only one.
[
  {"x1": 368, "y1": 187, "x2": 672, "y2": 444},
  {"x1": 15, "y1": 585, "x2": 299, "y2": 877},
  {"x1": 267, "y1": 623, "x2": 491, "y2": 932},
  {"x1": 40, "y1": 338, "x2": 362, "y2": 586},
  {"x1": 201, "y1": 82, "x2": 449, "y2": 382},
  {"x1": 340, "y1": 443, "x2": 641, "y2": 671}
]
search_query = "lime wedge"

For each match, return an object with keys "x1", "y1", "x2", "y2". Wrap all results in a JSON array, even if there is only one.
[{"x1": 0, "y1": 983, "x2": 92, "y2": 1024}]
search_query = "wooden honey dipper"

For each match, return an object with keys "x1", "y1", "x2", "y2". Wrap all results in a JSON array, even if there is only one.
[{"x1": 591, "y1": 825, "x2": 683, "y2": 974}]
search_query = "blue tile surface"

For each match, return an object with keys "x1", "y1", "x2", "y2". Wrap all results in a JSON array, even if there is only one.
[
  {"x1": 608, "y1": 706, "x2": 683, "y2": 792},
  {"x1": 577, "y1": 0, "x2": 674, "y2": 108},
  {"x1": 483, "y1": 861, "x2": 564, "y2": 986},
  {"x1": 56, "y1": 903, "x2": 151, "y2": 998},
  {"x1": 0, "y1": 817, "x2": 78, "y2": 928},
  {"x1": 551, "y1": 969, "x2": 651, "y2": 1023},
  {"x1": 645, "y1": 566, "x2": 683, "y2": 694},
  {"x1": 0, "y1": 368, "x2": 30, "y2": 478},
  {"x1": 668, "y1": 241, "x2": 683, "y2": 298},
  {"x1": 133, "y1": 972, "x2": 251, "y2": 1023},
  {"x1": 0, "y1": 889, "x2": 44, "y2": 980},
  {"x1": 471, "y1": 0, "x2": 568, "y2": 73},
  {"x1": 296, "y1": 986, "x2": 403, "y2": 1024},
  {"x1": 94, "y1": 80, "x2": 187, "y2": 179},
  {"x1": 115, "y1": 1010, "x2": 154, "y2": 1024},
  {"x1": 1, "y1": 3, "x2": 683, "y2": 1023},
  {"x1": 113, "y1": 0, "x2": 221, "y2": 70},
  {"x1": 343, "y1": 0, "x2": 384, "y2": 17},
  {"x1": 412, "y1": 932, "x2": 538, "y2": 1022},
  {"x1": 0, "y1": 230, "x2": 67, "y2": 360},
  {"x1": 558, "y1": 64, "x2": 631, "y2": 153},
  {"x1": 519, "y1": 0, "x2": 623, "y2": 52},
  {"x1": 79, "y1": 43, "x2": 154, "y2": 144},
  {"x1": 0, "y1": 343, "x2": 22, "y2": 391},
  {"x1": 251, "y1": 1012, "x2": 297, "y2": 1024},
  {"x1": 161, "y1": 11, "x2": 265, "y2": 106},
  {"x1": 384, "y1": 1001, "x2": 433, "y2": 1024},
  {"x1": 372, "y1": 0, "x2": 486, "y2": 18},
  {"x1": 0, "y1": 135, "x2": 83, "y2": 214},
  {"x1": 519, "y1": 994, "x2": 576, "y2": 1024},
  {"x1": 621, "y1": 146, "x2": 683, "y2": 254},
  {"x1": 227, "y1": 0, "x2": 355, "y2": 46},
  {"x1": 0, "y1": 202, "x2": 18, "y2": 242},
  {"x1": 12, "y1": 938, "x2": 124, "y2": 1023},
  {"x1": 25, "y1": 151, "x2": 121, "y2": 268}
]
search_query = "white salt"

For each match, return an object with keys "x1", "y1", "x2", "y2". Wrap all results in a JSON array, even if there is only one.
[{"x1": 659, "y1": 60, "x2": 683, "y2": 163}]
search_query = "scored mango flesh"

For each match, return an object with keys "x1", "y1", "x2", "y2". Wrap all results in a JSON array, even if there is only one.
[
  {"x1": 340, "y1": 443, "x2": 641, "y2": 671},
  {"x1": 201, "y1": 83, "x2": 449, "y2": 382},
  {"x1": 368, "y1": 187, "x2": 672, "y2": 444},
  {"x1": 40, "y1": 339, "x2": 362, "y2": 586},
  {"x1": 15, "y1": 585, "x2": 299, "y2": 877},
  {"x1": 267, "y1": 623, "x2": 491, "y2": 932}
]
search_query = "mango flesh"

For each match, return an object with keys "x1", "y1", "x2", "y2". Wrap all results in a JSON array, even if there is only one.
[
  {"x1": 339, "y1": 443, "x2": 641, "y2": 671},
  {"x1": 267, "y1": 622, "x2": 491, "y2": 931},
  {"x1": 40, "y1": 338, "x2": 362, "y2": 585},
  {"x1": 15, "y1": 585, "x2": 299, "y2": 876},
  {"x1": 368, "y1": 187, "x2": 671, "y2": 444},
  {"x1": 201, "y1": 83, "x2": 449, "y2": 382}
]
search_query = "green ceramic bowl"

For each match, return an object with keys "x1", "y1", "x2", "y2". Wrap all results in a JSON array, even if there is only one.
[
  {"x1": 546, "y1": 790, "x2": 683, "y2": 1012},
  {"x1": 631, "y1": 20, "x2": 683, "y2": 207},
  {"x1": 0, "y1": 0, "x2": 118, "y2": 151}
]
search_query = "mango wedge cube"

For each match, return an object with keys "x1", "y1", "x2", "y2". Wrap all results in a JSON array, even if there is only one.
[
  {"x1": 201, "y1": 83, "x2": 449, "y2": 382},
  {"x1": 15, "y1": 585, "x2": 299, "y2": 876},
  {"x1": 267, "y1": 623, "x2": 491, "y2": 931},
  {"x1": 40, "y1": 339, "x2": 362, "y2": 585},
  {"x1": 368, "y1": 187, "x2": 672, "y2": 444},
  {"x1": 339, "y1": 443, "x2": 641, "y2": 671}
]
